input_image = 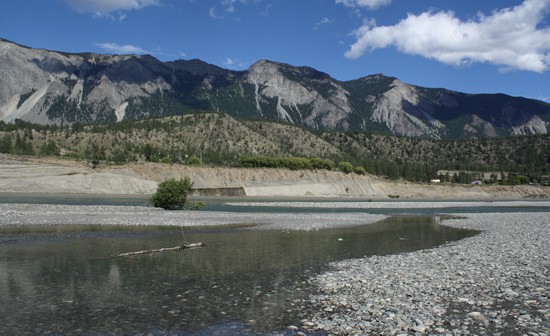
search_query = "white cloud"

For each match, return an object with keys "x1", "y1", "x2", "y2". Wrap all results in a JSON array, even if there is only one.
[
  {"x1": 209, "y1": 6, "x2": 223, "y2": 19},
  {"x1": 151, "y1": 46, "x2": 187, "y2": 60},
  {"x1": 207, "y1": 0, "x2": 271, "y2": 19},
  {"x1": 314, "y1": 17, "x2": 334, "y2": 30},
  {"x1": 212, "y1": 0, "x2": 260, "y2": 17},
  {"x1": 96, "y1": 42, "x2": 146, "y2": 54},
  {"x1": 344, "y1": 0, "x2": 550, "y2": 72},
  {"x1": 65, "y1": 0, "x2": 160, "y2": 15},
  {"x1": 221, "y1": 0, "x2": 256, "y2": 7},
  {"x1": 260, "y1": 3, "x2": 272, "y2": 17},
  {"x1": 336, "y1": 0, "x2": 391, "y2": 10},
  {"x1": 223, "y1": 57, "x2": 248, "y2": 69}
]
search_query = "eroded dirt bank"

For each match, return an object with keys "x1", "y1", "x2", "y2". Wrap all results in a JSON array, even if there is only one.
[{"x1": 1, "y1": 154, "x2": 548, "y2": 199}]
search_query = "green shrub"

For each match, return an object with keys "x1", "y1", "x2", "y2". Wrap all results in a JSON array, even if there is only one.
[
  {"x1": 338, "y1": 161, "x2": 354, "y2": 174},
  {"x1": 39, "y1": 139, "x2": 60, "y2": 156},
  {"x1": 0, "y1": 134, "x2": 12, "y2": 153},
  {"x1": 311, "y1": 157, "x2": 335, "y2": 170},
  {"x1": 150, "y1": 177, "x2": 194, "y2": 210},
  {"x1": 239, "y1": 155, "x2": 336, "y2": 171},
  {"x1": 63, "y1": 152, "x2": 83, "y2": 159},
  {"x1": 354, "y1": 166, "x2": 366, "y2": 175},
  {"x1": 187, "y1": 156, "x2": 202, "y2": 166},
  {"x1": 161, "y1": 156, "x2": 173, "y2": 164},
  {"x1": 185, "y1": 201, "x2": 204, "y2": 210}
]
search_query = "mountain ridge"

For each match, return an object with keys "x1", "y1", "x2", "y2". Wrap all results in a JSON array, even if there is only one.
[{"x1": 1, "y1": 38, "x2": 549, "y2": 139}]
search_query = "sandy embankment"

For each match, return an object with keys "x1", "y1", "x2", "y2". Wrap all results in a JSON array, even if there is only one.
[{"x1": 0, "y1": 154, "x2": 549, "y2": 199}]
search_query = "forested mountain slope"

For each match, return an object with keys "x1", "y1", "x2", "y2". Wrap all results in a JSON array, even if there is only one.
[{"x1": 1, "y1": 113, "x2": 548, "y2": 184}]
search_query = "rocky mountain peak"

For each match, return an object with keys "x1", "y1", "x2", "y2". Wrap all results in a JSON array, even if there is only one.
[
  {"x1": 246, "y1": 59, "x2": 281, "y2": 79},
  {"x1": 1, "y1": 38, "x2": 549, "y2": 138},
  {"x1": 167, "y1": 58, "x2": 228, "y2": 76},
  {"x1": 244, "y1": 59, "x2": 353, "y2": 129}
]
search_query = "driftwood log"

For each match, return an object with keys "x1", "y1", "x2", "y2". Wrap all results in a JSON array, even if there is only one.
[{"x1": 118, "y1": 242, "x2": 205, "y2": 257}]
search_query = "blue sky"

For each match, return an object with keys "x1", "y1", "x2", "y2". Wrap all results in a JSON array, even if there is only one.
[{"x1": 1, "y1": 0, "x2": 549, "y2": 101}]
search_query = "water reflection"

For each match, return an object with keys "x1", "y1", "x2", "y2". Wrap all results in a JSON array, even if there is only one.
[{"x1": 0, "y1": 216, "x2": 477, "y2": 335}]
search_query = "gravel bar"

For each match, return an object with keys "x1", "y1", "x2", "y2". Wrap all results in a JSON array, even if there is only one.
[
  {"x1": 0, "y1": 203, "x2": 386, "y2": 231},
  {"x1": 298, "y1": 212, "x2": 549, "y2": 335}
]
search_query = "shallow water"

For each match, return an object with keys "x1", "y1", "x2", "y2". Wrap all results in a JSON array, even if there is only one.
[
  {"x1": 1, "y1": 193, "x2": 549, "y2": 215},
  {"x1": 0, "y1": 215, "x2": 476, "y2": 335}
]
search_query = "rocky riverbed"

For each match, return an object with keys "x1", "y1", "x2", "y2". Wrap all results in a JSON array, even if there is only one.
[
  {"x1": 1, "y1": 200, "x2": 548, "y2": 335},
  {"x1": 0, "y1": 203, "x2": 386, "y2": 231},
  {"x1": 298, "y1": 212, "x2": 549, "y2": 335}
]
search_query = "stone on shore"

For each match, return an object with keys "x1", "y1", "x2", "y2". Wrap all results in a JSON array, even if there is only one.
[{"x1": 304, "y1": 212, "x2": 549, "y2": 335}]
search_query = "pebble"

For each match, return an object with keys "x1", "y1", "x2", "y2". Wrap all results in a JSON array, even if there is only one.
[
  {"x1": 303, "y1": 212, "x2": 550, "y2": 335},
  {"x1": 467, "y1": 312, "x2": 484, "y2": 320}
]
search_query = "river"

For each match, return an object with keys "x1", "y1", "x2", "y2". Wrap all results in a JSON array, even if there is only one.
[{"x1": 1, "y1": 196, "x2": 548, "y2": 335}]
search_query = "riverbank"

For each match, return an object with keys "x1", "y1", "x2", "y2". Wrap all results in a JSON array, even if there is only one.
[
  {"x1": 0, "y1": 199, "x2": 548, "y2": 335},
  {"x1": 1, "y1": 154, "x2": 549, "y2": 199},
  {"x1": 300, "y1": 212, "x2": 550, "y2": 335}
]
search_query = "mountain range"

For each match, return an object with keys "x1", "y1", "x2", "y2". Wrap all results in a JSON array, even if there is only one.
[{"x1": 1, "y1": 38, "x2": 549, "y2": 139}]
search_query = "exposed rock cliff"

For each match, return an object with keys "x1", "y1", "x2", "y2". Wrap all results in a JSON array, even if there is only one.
[
  {"x1": 244, "y1": 60, "x2": 353, "y2": 129},
  {"x1": 1, "y1": 38, "x2": 549, "y2": 139},
  {"x1": 370, "y1": 79, "x2": 447, "y2": 138}
]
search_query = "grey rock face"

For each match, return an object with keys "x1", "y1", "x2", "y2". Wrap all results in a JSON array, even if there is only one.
[
  {"x1": 1, "y1": 38, "x2": 549, "y2": 138},
  {"x1": 370, "y1": 79, "x2": 447, "y2": 138},
  {"x1": 245, "y1": 60, "x2": 352, "y2": 129},
  {"x1": 0, "y1": 40, "x2": 174, "y2": 124}
]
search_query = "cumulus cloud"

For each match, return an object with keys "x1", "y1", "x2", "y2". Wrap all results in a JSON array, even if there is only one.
[
  {"x1": 96, "y1": 42, "x2": 146, "y2": 54},
  {"x1": 65, "y1": 0, "x2": 160, "y2": 15},
  {"x1": 344, "y1": 0, "x2": 550, "y2": 72},
  {"x1": 336, "y1": 0, "x2": 391, "y2": 10}
]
